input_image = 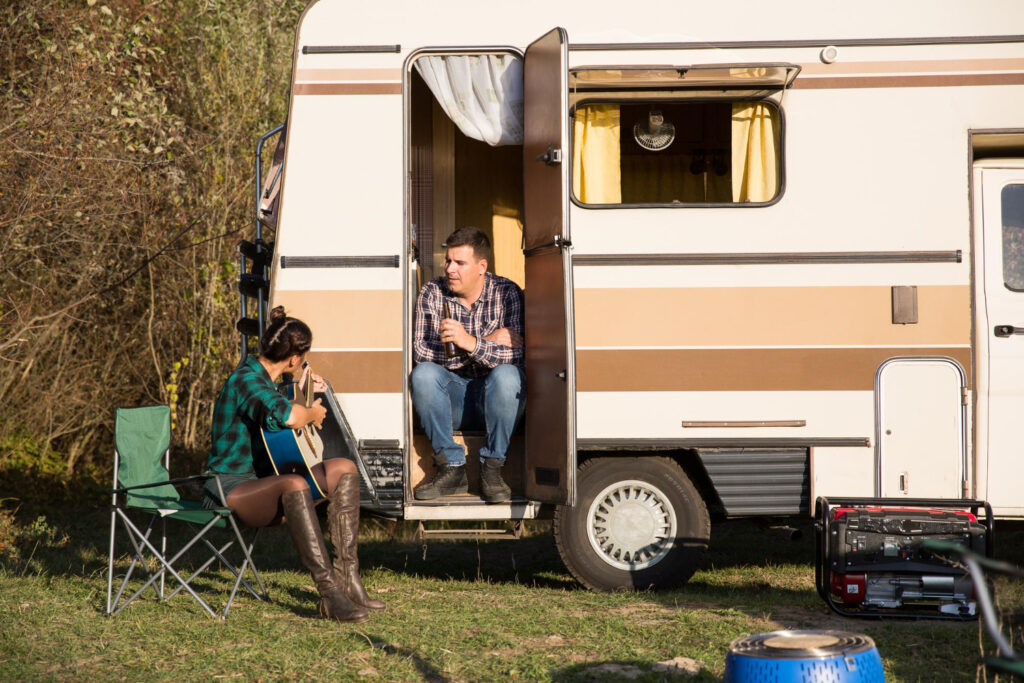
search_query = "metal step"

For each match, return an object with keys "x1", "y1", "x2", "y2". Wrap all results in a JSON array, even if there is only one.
[{"x1": 417, "y1": 520, "x2": 523, "y2": 541}]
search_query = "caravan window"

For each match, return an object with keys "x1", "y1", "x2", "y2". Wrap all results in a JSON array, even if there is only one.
[
  {"x1": 571, "y1": 99, "x2": 782, "y2": 207},
  {"x1": 1002, "y1": 183, "x2": 1024, "y2": 290}
]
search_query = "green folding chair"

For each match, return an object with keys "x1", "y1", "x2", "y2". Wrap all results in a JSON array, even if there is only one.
[{"x1": 106, "y1": 405, "x2": 269, "y2": 619}]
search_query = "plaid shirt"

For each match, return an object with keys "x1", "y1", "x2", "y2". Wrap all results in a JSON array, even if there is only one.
[
  {"x1": 206, "y1": 355, "x2": 292, "y2": 476},
  {"x1": 414, "y1": 272, "x2": 525, "y2": 378}
]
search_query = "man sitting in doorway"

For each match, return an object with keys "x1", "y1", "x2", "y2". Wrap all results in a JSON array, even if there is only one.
[{"x1": 411, "y1": 226, "x2": 525, "y2": 503}]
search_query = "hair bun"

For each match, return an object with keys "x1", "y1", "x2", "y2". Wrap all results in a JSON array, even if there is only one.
[{"x1": 268, "y1": 306, "x2": 287, "y2": 324}]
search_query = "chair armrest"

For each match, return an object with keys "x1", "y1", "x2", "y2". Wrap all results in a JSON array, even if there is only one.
[{"x1": 112, "y1": 473, "x2": 213, "y2": 495}]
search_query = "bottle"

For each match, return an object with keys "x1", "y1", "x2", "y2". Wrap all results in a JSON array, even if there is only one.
[{"x1": 442, "y1": 300, "x2": 457, "y2": 358}]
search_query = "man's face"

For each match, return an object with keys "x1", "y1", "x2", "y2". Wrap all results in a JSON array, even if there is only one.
[{"x1": 444, "y1": 245, "x2": 487, "y2": 296}]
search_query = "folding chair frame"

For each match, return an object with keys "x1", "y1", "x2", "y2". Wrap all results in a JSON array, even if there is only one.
[{"x1": 107, "y1": 447, "x2": 270, "y2": 619}]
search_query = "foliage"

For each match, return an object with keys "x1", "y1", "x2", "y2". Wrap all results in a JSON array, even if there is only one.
[{"x1": 0, "y1": 0, "x2": 304, "y2": 481}]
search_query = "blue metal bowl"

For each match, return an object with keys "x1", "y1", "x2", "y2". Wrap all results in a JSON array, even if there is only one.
[{"x1": 725, "y1": 630, "x2": 885, "y2": 682}]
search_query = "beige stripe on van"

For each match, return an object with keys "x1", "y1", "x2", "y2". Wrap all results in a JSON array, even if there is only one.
[
  {"x1": 793, "y1": 73, "x2": 1024, "y2": 89},
  {"x1": 576, "y1": 347, "x2": 972, "y2": 392},
  {"x1": 307, "y1": 350, "x2": 403, "y2": 393},
  {"x1": 272, "y1": 290, "x2": 403, "y2": 348},
  {"x1": 575, "y1": 285, "x2": 969, "y2": 348},
  {"x1": 295, "y1": 68, "x2": 403, "y2": 82},
  {"x1": 797, "y1": 58, "x2": 1024, "y2": 76}
]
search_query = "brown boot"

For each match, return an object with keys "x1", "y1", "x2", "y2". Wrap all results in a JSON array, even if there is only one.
[
  {"x1": 328, "y1": 473, "x2": 385, "y2": 611},
  {"x1": 281, "y1": 489, "x2": 368, "y2": 623}
]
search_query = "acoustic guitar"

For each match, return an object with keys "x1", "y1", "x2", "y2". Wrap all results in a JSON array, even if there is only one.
[{"x1": 260, "y1": 366, "x2": 326, "y2": 499}]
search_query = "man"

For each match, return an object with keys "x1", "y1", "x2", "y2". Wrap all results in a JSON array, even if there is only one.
[{"x1": 411, "y1": 226, "x2": 525, "y2": 503}]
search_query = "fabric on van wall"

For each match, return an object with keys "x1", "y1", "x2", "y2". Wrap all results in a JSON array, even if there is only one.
[
  {"x1": 572, "y1": 104, "x2": 621, "y2": 204},
  {"x1": 731, "y1": 103, "x2": 778, "y2": 202},
  {"x1": 415, "y1": 55, "x2": 524, "y2": 146}
]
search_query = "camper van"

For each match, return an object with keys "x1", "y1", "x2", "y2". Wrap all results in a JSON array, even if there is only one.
[{"x1": 237, "y1": 0, "x2": 1024, "y2": 591}]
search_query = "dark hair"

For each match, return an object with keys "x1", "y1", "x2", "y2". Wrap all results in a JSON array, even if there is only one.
[
  {"x1": 443, "y1": 226, "x2": 492, "y2": 264},
  {"x1": 259, "y1": 306, "x2": 312, "y2": 362}
]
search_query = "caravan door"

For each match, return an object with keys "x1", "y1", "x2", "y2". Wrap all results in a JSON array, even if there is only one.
[
  {"x1": 523, "y1": 28, "x2": 577, "y2": 505},
  {"x1": 975, "y1": 162, "x2": 1024, "y2": 515}
]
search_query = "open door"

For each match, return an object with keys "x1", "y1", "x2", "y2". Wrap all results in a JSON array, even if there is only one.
[
  {"x1": 523, "y1": 27, "x2": 577, "y2": 505},
  {"x1": 975, "y1": 162, "x2": 1024, "y2": 514}
]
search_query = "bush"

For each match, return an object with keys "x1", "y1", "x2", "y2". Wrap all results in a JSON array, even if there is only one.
[{"x1": 0, "y1": 0, "x2": 303, "y2": 488}]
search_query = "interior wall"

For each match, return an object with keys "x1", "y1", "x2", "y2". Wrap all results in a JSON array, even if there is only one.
[
  {"x1": 454, "y1": 135, "x2": 525, "y2": 287},
  {"x1": 410, "y1": 67, "x2": 525, "y2": 287}
]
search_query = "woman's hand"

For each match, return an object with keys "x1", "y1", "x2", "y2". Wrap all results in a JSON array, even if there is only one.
[{"x1": 285, "y1": 399, "x2": 327, "y2": 430}]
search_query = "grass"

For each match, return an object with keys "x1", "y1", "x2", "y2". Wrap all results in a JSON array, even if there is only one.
[{"x1": 2, "y1": 506, "x2": 1022, "y2": 682}]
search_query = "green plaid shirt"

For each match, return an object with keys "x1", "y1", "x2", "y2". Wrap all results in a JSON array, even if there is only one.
[{"x1": 206, "y1": 355, "x2": 292, "y2": 476}]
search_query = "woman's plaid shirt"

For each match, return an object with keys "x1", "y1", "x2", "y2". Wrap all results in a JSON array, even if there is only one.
[
  {"x1": 413, "y1": 272, "x2": 524, "y2": 378},
  {"x1": 206, "y1": 355, "x2": 292, "y2": 475}
]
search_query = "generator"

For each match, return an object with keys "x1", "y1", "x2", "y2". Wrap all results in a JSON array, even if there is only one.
[{"x1": 815, "y1": 497, "x2": 993, "y2": 619}]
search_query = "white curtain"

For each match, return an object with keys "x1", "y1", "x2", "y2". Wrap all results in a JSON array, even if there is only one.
[{"x1": 415, "y1": 55, "x2": 524, "y2": 146}]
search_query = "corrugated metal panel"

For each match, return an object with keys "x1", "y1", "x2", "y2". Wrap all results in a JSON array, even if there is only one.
[{"x1": 698, "y1": 448, "x2": 809, "y2": 516}]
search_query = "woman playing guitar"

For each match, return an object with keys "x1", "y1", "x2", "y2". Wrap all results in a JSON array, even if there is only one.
[{"x1": 203, "y1": 306, "x2": 383, "y2": 623}]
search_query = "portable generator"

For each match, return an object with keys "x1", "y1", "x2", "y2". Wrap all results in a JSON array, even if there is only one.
[{"x1": 815, "y1": 497, "x2": 993, "y2": 619}]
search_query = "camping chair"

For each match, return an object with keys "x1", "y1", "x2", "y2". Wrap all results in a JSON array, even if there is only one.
[
  {"x1": 106, "y1": 405, "x2": 269, "y2": 619},
  {"x1": 924, "y1": 539, "x2": 1024, "y2": 679}
]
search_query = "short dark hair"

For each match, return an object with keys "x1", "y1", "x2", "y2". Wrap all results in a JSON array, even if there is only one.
[
  {"x1": 443, "y1": 226, "x2": 491, "y2": 264},
  {"x1": 260, "y1": 306, "x2": 312, "y2": 362}
]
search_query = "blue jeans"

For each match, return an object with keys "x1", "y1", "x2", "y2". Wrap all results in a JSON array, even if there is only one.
[{"x1": 411, "y1": 362, "x2": 526, "y2": 466}]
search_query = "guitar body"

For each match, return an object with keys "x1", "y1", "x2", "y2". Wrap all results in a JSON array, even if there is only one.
[{"x1": 260, "y1": 370, "x2": 326, "y2": 500}]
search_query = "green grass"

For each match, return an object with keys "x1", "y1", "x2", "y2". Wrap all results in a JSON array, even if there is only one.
[{"x1": 2, "y1": 509, "x2": 1022, "y2": 682}]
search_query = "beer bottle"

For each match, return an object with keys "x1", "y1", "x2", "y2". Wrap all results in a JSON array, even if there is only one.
[{"x1": 442, "y1": 300, "x2": 457, "y2": 358}]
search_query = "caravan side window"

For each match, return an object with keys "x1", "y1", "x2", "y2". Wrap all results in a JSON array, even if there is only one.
[{"x1": 571, "y1": 100, "x2": 782, "y2": 207}]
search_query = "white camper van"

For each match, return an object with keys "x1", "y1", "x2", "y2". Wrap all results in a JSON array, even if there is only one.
[{"x1": 237, "y1": 0, "x2": 1024, "y2": 590}]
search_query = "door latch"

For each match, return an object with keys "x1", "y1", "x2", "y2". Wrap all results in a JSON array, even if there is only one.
[
  {"x1": 994, "y1": 325, "x2": 1024, "y2": 337},
  {"x1": 536, "y1": 145, "x2": 562, "y2": 166}
]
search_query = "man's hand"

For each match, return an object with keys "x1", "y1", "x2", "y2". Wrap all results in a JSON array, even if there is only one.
[
  {"x1": 440, "y1": 317, "x2": 477, "y2": 353},
  {"x1": 483, "y1": 327, "x2": 523, "y2": 349}
]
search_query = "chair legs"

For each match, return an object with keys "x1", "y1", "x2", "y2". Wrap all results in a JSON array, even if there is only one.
[{"x1": 107, "y1": 506, "x2": 267, "y2": 619}]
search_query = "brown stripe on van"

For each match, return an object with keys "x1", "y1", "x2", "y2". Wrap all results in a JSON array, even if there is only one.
[
  {"x1": 293, "y1": 83, "x2": 402, "y2": 96},
  {"x1": 793, "y1": 73, "x2": 1024, "y2": 89},
  {"x1": 307, "y1": 351, "x2": 403, "y2": 393},
  {"x1": 574, "y1": 285, "x2": 970, "y2": 348},
  {"x1": 575, "y1": 347, "x2": 972, "y2": 392}
]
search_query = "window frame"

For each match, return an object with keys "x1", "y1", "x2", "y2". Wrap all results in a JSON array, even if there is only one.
[{"x1": 568, "y1": 94, "x2": 787, "y2": 210}]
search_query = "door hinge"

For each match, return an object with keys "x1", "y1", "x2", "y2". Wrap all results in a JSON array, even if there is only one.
[
  {"x1": 961, "y1": 387, "x2": 969, "y2": 406},
  {"x1": 556, "y1": 369, "x2": 567, "y2": 380},
  {"x1": 536, "y1": 145, "x2": 562, "y2": 166}
]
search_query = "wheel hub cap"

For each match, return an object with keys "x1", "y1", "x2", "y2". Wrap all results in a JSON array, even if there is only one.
[{"x1": 586, "y1": 480, "x2": 677, "y2": 571}]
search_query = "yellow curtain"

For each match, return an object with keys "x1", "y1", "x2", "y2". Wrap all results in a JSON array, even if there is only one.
[
  {"x1": 731, "y1": 103, "x2": 778, "y2": 202},
  {"x1": 572, "y1": 105, "x2": 621, "y2": 204}
]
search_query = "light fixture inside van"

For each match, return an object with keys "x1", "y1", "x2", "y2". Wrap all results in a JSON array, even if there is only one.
[{"x1": 633, "y1": 109, "x2": 675, "y2": 151}]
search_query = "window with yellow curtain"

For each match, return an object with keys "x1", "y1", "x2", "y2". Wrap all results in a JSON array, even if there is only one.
[{"x1": 571, "y1": 100, "x2": 782, "y2": 206}]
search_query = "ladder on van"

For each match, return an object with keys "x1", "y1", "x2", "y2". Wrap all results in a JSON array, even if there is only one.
[{"x1": 235, "y1": 122, "x2": 285, "y2": 361}]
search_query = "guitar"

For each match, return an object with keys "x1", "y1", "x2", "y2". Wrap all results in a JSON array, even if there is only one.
[{"x1": 260, "y1": 365, "x2": 326, "y2": 499}]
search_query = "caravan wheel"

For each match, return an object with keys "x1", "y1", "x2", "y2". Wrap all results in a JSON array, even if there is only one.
[{"x1": 553, "y1": 456, "x2": 709, "y2": 592}]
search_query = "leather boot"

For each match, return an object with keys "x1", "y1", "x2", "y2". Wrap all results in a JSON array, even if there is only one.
[
  {"x1": 328, "y1": 473, "x2": 385, "y2": 611},
  {"x1": 414, "y1": 463, "x2": 468, "y2": 500},
  {"x1": 480, "y1": 458, "x2": 511, "y2": 503},
  {"x1": 281, "y1": 489, "x2": 368, "y2": 623}
]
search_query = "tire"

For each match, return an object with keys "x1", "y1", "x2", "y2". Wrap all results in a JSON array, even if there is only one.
[{"x1": 553, "y1": 456, "x2": 710, "y2": 591}]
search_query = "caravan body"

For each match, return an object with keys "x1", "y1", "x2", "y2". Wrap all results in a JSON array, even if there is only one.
[{"x1": 250, "y1": 0, "x2": 1024, "y2": 590}]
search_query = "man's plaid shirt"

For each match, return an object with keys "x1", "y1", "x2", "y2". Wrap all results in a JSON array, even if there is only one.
[
  {"x1": 206, "y1": 355, "x2": 292, "y2": 476},
  {"x1": 413, "y1": 272, "x2": 525, "y2": 378}
]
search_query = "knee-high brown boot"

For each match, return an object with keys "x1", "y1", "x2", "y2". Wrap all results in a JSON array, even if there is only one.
[
  {"x1": 281, "y1": 489, "x2": 369, "y2": 623},
  {"x1": 328, "y1": 473, "x2": 385, "y2": 611}
]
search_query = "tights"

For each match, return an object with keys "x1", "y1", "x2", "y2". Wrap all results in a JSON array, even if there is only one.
[{"x1": 225, "y1": 458, "x2": 356, "y2": 528}]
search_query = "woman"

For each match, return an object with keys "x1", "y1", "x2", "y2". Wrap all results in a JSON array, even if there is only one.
[{"x1": 203, "y1": 306, "x2": 384, "y2": 623}]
